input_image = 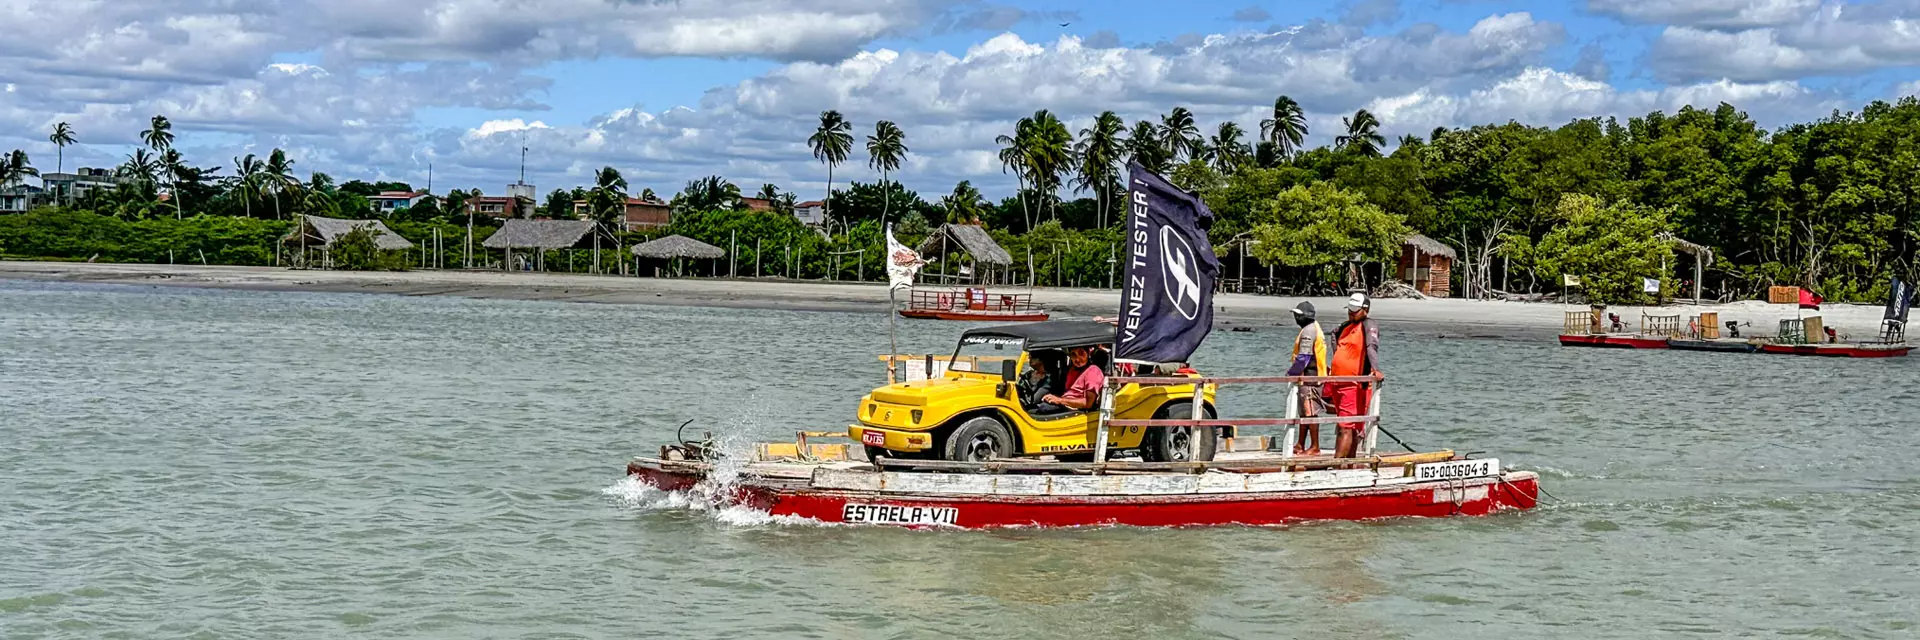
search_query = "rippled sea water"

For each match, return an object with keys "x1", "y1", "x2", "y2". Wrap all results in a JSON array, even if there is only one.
[{"x1": 3, "y1": 279, "x2": 1917, "y2": 639}]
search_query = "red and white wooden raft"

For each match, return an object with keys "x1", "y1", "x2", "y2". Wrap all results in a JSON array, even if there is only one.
[{"x1": 624, "y1": 374, "x2": 1539, "y2": 529}]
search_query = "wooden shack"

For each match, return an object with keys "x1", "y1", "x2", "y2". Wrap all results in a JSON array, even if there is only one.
[{"x1": 1398, "y1": 234, "x2": 1454, "y2": 298}]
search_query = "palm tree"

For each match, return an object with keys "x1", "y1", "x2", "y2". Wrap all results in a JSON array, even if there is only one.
[
  {"x1": 140, "y1": 115, "x2": 174, "y2": 152},
  {"x1": 1024, "y1": 110, "x2": 1074, "y2": 223},
  {"x1": 756, "y1": 183, "x2": 780, "y2": 202},
  {"x1": 1125, "y1": 119, "x2": 1169, "y2": 174},
  {"x1": 1335, "y1": 109, "x2": 1386, "y2": 157},
  {"x1": 639, "y1": 187, "x2": 659, "y2": 203},
  {"x1": 118, "y1": 149, "x2": 159, "y2": 186},
  {"x1": 231, "y1": 154, "x2": 264, "y2": 218},
  {"x1": 775, "y1": 192, "x2": 798, "y2": 215},
  {"x1": 940, "y1": 180, "x2": 988, "y2": 224},
  {"x1": 0, "y1": 151, "x2": 36, "y2": 194},
  {"x1": 1158, "y1": 107, "x2": 1202, "y2": 161},
  {"x1": 139, "y1": 116, "x2": 180, "y2": 216},
  {"x1": 1259, "y1": 96, "x2": 1307, "y2": 160},
  {"x1": 808, "y1": 110, "x2": 853, "y2": 231},
  {"x1": 865, "y1": 120, "x2": 908, "y2": 222},
  {"x1": 1074, "y1": 111, "x2": 1125, "y2": 228},
  {"x1": 995, "y1": 115, "x2": 1036, "y2": 230},
  {"x1": 675, "y1": 175, "x2": 742, "y2": 212},
  {"x1": 1397, "y1": 134, "x2": 1422, "y2": 149},
  {"x1": 47, "y1": 123, "x2": 74, "y2": 204},
  {"x1": 589, "y1": 166, "x2": 629, "y2": 226},
  {"x1": 1205, "y1": 122, "x2": 1249, "y2": 174},
  {"x1": 1430, "y1": 126, "x2": 1449, "y2": 143},
  {"x1": 263, "y1": 148, "x2": 297, "y2": 219},
  {"x1": 161, "y1": 149, "x2": 189, "y2": 218}
]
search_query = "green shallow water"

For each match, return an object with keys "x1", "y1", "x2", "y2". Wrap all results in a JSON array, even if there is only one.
[{"x1": 2, "y1": 279, "x2": 1916, "y2": 639}]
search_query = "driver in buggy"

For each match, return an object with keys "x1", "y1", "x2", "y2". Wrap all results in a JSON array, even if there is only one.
[{"x1": 1018, "y1": 352, "x2": 1055, "y2": 411}]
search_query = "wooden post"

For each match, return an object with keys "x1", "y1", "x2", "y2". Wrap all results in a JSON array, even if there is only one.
[
  {"x1": 1693, "y1": 253, "x2": 1703, "y2": 303},
  {"x1": 730, "y1": 230, "x2": 737, "y2": 277},
  {"x1": 1190, "y1": 380, "x2": 1205, "y2": 456},
  {"x1": 1093, "y1": 379, "x2": 1116, "y2": 467},
  {"x1": 1362, "y1": 381, "x2": 1382, "y2": 456},
  {"x1": 1280, "y1": 384, "x2": 1299, "y2": 459},
  {"x1": 755, "y1": 238, "x2": 762, "y2": 277}
]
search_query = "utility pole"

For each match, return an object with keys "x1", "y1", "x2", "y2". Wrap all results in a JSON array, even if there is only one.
[{"x1": 427, "y1": 162, "x2": 433, "y2": 194}]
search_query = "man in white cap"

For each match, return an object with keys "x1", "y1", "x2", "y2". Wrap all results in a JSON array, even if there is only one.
[{"x1": 1324, "y1": 293, "x2": 1382, "y2": 458}]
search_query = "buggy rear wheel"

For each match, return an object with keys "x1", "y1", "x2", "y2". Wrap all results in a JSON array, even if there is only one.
[{"x1": 1140, "y1": 401, "x2": 1218, "y2": 462}]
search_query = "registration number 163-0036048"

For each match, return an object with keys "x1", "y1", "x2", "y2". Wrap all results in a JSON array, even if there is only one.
[
  {"x1": 840, "y1": 503, "x2": 960, "y2": 527},
  {"x1": 1411, "y1": 458, "x2": 1499, "y2": 482}
]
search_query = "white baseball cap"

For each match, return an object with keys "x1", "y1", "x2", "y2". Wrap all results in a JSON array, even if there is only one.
[{"x1": 1345, "y1": 293, "x2": 1370, "y2": 311}]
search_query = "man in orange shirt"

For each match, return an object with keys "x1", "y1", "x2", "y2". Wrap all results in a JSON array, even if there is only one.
[{"x1": 1324, "y1": 293, "x2": 1382, "y2": 458}]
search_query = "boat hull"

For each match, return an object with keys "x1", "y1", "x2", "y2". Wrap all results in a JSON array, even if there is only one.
[
  {"x1": 899, "y1": 309, "x2": 1050, "y2": 322},
  {"x1": 1760, "y1": 343, "x2": 1911, "y2": 358},
  {"x1": 1668, "y1": 338, "x2": 1761, "y2": 353},
  {"x1": 1558, "y1": 334, "x2": 1670, "y2": 349},
  {"x1": 625, "y1": 462, "x2": 1537, "y2": 529}
]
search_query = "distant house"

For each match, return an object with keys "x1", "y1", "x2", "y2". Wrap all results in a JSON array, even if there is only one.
[
  {"x1": 41, "y1": 168, "x2": 131, "y2": 203},
  {"x1": 0, "y1": 182, "x2": 42, "y2": 213},
  {"x1": 466, "y1": 194, "x2": 534, "y2": 219},
  {"x1": 623, "y1": 199, "x2": 672, "y2": 229},
  {"x1": 794, "y1": 200, "x2": 825, "y2": 226},
  {"x1": 739, "y1": 197, "x2": 774, "y2": 212},
  {"x1": 369, "y1": 191, "x2": 428, "y2": 214},
  {"x1": 574, "y1": 197, "x2": 672, "y2": 229}
]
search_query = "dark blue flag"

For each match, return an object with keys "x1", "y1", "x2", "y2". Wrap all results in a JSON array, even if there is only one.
[
  {"x1": 1114, "y1": 163, "x2": 1221, "y2": 364},
  {"x1": 1887, "y1": 277, "x2": 1912, "y2": 323}
]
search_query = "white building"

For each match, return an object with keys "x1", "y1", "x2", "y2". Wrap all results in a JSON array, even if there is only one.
[
  {"x1": 794, "y1": 200, "x2": 825, "y2": 226},
  {"x1": 40, "y1": 168, "x2": 131, "y2": 203}
]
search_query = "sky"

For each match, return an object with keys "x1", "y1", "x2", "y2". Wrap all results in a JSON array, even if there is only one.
[{"x1": 3, "y1": 0, "x2": 1919, "y2": 201}]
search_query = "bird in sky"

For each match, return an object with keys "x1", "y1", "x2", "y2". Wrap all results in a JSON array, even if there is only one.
[{"x1": 1059, "y1": 22, "x2": 1071, "y2": 27}]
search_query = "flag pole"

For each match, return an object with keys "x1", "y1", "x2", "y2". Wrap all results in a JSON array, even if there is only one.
[{"x1": 888, "y1": 286, "x2": 899, "y2": 382}]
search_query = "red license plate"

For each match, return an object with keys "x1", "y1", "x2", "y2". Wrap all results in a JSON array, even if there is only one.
[{"x1": 862, "y1": 430, "x2": 886, "y2": 446}]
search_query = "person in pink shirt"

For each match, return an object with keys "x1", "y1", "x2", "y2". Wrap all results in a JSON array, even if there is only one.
[{"x1": 1037, "y1": 346, "x2": 1105, "y2": 413}]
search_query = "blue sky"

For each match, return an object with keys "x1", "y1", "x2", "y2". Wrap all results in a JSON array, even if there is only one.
[{"x1": 3, "y1": 0, "x2": 1918, "y2": 200}]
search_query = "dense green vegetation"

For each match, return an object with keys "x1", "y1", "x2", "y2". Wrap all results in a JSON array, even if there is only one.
[{"x1": 6, "y1": 98, "x2": 1920, "y2": 300}]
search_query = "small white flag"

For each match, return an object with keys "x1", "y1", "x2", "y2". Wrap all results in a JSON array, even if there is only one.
[
  {"x1": 885, "y1": 225, "x2": 925, "y2": 291},
  {"x1": 1643, "y1": 277, "x2": 1661, "y2": 294},
  {"x1": 1563, "y1": 274, "x2": 1581, "y2": 287}
]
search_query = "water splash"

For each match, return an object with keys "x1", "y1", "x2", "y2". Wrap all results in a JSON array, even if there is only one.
[{"x1": 603, "y1": 423, "x2": 831, "y2": 528}]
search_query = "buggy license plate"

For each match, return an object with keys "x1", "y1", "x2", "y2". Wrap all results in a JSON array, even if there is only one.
[
  {"x1": 1412, "y1": 458, "x2": 1499, "y2": 482},
  {"x1": 841, "y1": 503, "x2": 959, "y2": 527},
  {"x1": 862, "y1": 430, "x2": 886, "y2": 446}
]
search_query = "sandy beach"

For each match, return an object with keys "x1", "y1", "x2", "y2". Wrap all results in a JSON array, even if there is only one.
[{"x1": 0, "y1": 260, "x2": 1896, "y2": 338}]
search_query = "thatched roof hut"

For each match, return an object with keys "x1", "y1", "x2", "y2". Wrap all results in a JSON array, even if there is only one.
[
  {"x1": 918, "y1": 224, "x2": 1012, "y2": 265},
  {"x1": 283, "y1": 216, "x2": 414, "y2": 250},
  {"x1": 1398, "y1": 234, "x2": 1456, "y2": 298},
  {"x1": 483, "y1": 219, "x2": 599, "y2": 250},
  {"x1": 631, "y1": 235, "x2": 725, "y2": 260},
  {"x1": 1402, "y1": 233, "x2": 1457, "y2": 260}
]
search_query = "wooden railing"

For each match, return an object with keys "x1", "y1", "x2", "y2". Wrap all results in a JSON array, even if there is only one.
[
  {"x1": 906, "y1": 288, "x2": 1043, "y2": 315},
  {"x1": 1093, "y1": 373, "x2": 1385, "y2": 465}
]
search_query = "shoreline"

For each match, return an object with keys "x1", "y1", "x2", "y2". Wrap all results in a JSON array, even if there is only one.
[{"x1": 0, "y1": 261, "x2": 1895, "y2": 338}]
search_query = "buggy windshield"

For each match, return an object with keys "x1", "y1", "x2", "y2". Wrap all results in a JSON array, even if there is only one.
[{"x1": 949, "y1": 335, "x2": 1023, "y2": 375}]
